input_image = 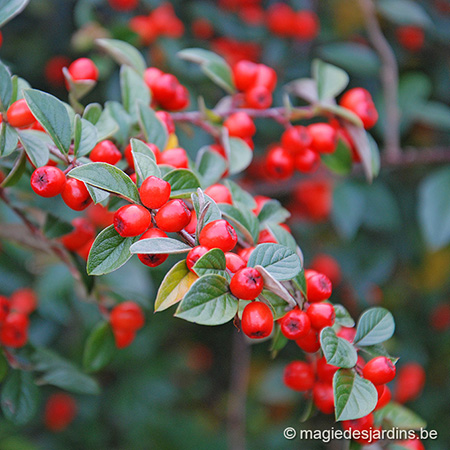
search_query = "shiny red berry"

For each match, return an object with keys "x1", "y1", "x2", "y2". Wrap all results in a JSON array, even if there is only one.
[
  {"x1": 110, "y1": 301, "x2": 145, "y2": 331},
  {"x1": 125, "y1": 141, "x2": 160, "y2": 168},
  {"x1": 114, "y1": 204, "x2": 152, "y2": 237},
  {"x1": 254, "y1": 64, "x2": 277, "y2": 92},
  {"x1": 112, "y1": 327, "x2": 136, "y2": 349},
  {"x1": 283, "y1": 360, "x2": 315, "y2": 391},
  {"x1": 90, "y1": 140, "x2": 121, "y2": 165},
  {"x1": 230, "y1": 267, "x2": 263, "y2": 300},
  {"x1": 61, "y1": 178, "x2": 92, "y2": 211},
  {"x1": 281, "y1": 126, "x2": 312, "y2": 155},
  {"x1": 305, "y1": 269, "x2": 332, "y2": 303},
  {"x1": 224, "y1": 112, "x2": 256, "y2": 138},
  {"x1": 199, "y1": 219, "x2": 237, "y2": 252},
  {"x1": 340, "y1": 88, "x2": 378, "y2": 130},
  {"x1": 30, "y1": 166, "x2": 66, "y2": 198},
  {"x1": 232, "y1": 60, "x2": 258, "y2": 91},
  {"x1": 294, "y1": 149, "x2": 320, "y2": 173},
  {"x1": 159, "y1": 148, "x2": 189, "y2": 169},
  {"x1": 186, "y1": 246, "x2": 209, "y2": 272},
  {"x1": 245, "y1": 85, "x2": 272, "y2": 109},
  {"x1": 313, "y1": 382, "x2": 334, "y2": 414},
  {"x1": 204, "y1": 184, "x2": 232, "y2": 204},
  {"x1": 61, "y1": 217, "x2": 95, "y2": 251},
  {"x1": 279, "y1": 309, "x2": 311, "y2": 339},
  {"x1": 295, "y1": 327, "x2": 320, "y2": 353},
  {"x1": 394, "y1": 362, "x2": 425, "y2": 404},
  {"x1": 265, "y1": 146, "x2": 294, "y2": 180},
  {"x1": 68, "y1": 58, "x2": 99, "y2": 82},
  {"x1": 307, "y1": 303, "x2": 335, "y2": 330},
  {"x1": 44, "y1": 393, "x2": 77, "y2": 432},
  {"x1": 375, "y1": 385, "x2": 391, "y2": 410},
  {"x1": 0, "y1": 313, "x2": 29, "y2": 347},
  {"x1": 225, "y1": 252, "x2": 246, "y2": 273},
  {"x1": 154, "y1": 199, "x2": 191, "y2": 232},
  {"x1": 316, "y1": 356, "x2": 339, "y2": 383},
  {"x1": 10, "y1": 288, "x2": 37, "y2": 315},
  {"x1": 342, "y1": 413, "x2": 379, "y2": 445},
  {"x1": 362, "y1": 356, "x2": 396, "y2": 385},
  {"x1": 7, "y1": 99, "x2": 36, "y2": 128},
  {"x1": 0, "y1": 296, "x2": 10, "y2": 323},
  {"x1": 241, "y1": 301, "x2": 273, "y2": 339},
  {"x1": 308, "y1": 123, "x2": 337, "y2": 154},
  {"x1": 293, "y1": 11, "x2": 320, "y2": 40},
  {"x1": 139, "y1": 176, "x2": 171, "y2": 209},
  {"x1": 137, "y1": 228, "x2": 168, "y2": 267}
]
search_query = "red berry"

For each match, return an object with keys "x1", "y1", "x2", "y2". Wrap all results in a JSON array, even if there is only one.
[
  {"x1": 204, "y1": 184, "x2": 232, "y2": 204},
  {"x1": 237, "y1": 246, "x2": 254, "y2": 263},
  {"x1": 155, "y1": 111, "x2": 175, "y2": 134},
  {"x1": 394, "y1": 362, "x2": 425, "y2": 404},
  {"x1": 159, "y1": 148, "x2": 189, "y2": 169},
  {"x1": 0, "y1": 313, "x2": 29, "y2": 347},
  {"x1": 0, "y1": 296, "x2": 10, "y2": 323},
  {"x1": 245, "y1": 85, "x2": 272, "y2": 109},
  {"x1": 375, "y1": 385, "x2": 391, "y2": 410},
  {"x1": 61, "y1": 178, "x2": 92, "y2": 211},
  {"x1": 112, "y1": 327, "x2": 136, "y2": 349},
  {"x1": 293, "y1": 11, "x2": 320, "y2": 41},
  {"x1": 281, "y1": 126, "x2": 312, "y2": 155},
  {"x1": 337, "y1": 326, "x2": 356, "y2": 343},
  {"x1": 340, "y1": 88, "x2": 378, "y2": 130},
  {"x1": 294, "y1": 149, "x2": 320, "y2": 173},
  {"x1": 68, "y1": 58, "x2": 98, "y2": 82},
  {"x1": 316, "y1": 356, "x2": 339, "y2": 383},
  {"x1": 87, "y1": 204, "x2": 115, "y2": 228},
  {"x1": 114, "y1": 204, "x2": 152, "y2": 237},
  {"x1": 362, "y1": 356, "x2": 396, "y2": 385},
  {"x1": 137, "y1": 228, "x2": 168, "y2": 267},
  {"x1": 258, "y1": 229, "x2": 277, "y2": 244},
  {"x1": 139, "y1": 176, "x2": 171, "y2": 209},
  {"x1": 90, "y1": 140, "x2": 122, "y2": 165},
  {"x1": 10, "y1": 288, "x2": 37, "y2": 315},
  {"x1": 151, "y1": 73, "x2": 178, "y2": 104},
  {"x1": 192, "y1": 18, "x2": 214, "y2": 40},
  {"x1": 186, "y1": 246, "x2": 209, "y2": 272},
  {"x1": 30, "y1": 166, "x2": 66, "y2": 198},
  {"x1": 252, "y1": 195, "x2": 270, "y2": 215},
  {"x1": 125, "y1": 141, "x2": 160, "y2": 168},
  {"x1": 199, "y1": 219, "x2": 237, "y2": 252},
  {"x1": 342, "y1": 413, "x2": 380, "y2": 445},
  {"x1": 310, "y1": 254, "x2": 342, "y2": 286},
  {"x1": 396, "y1": 26, "x2": 425, "y2": 52},
  {"x1": 266, "y1": 3, "x2": 295, "y2": 37},
  {"x1": 241, "y1": 301, "x2": 273, "y2": 339},
  {"x1": 143, "y1": 67, "x2": 163, "y2": 91},
  {"x1": 108, "y1": 0, "x2": 138, "y2": 11},
  {"x1": 265, "y1": 146, "x2": 294, "y2": 180},
  {"x1": 305, "y1": 269, "x2": 332, "y2": 303},
  {"x1": 295, "y1": 327, "x2": 320, "y2": 353},
  {"x1": 279, "y1": 309, "x2": 311, "y2": 339},
  {"x1": 308, "y1": 123, "x2": 337, "y2": 154},
  {"x1": 153, "y1": 199, "x2": 191, "y2": 232},
  {"x1": 230, "y1": 267, "x2": 264, "y2": 300},
  {"x1": 44, "y1": 393, "x2": 77, "y2": 432},
  {"x1": 283, "y1": 360, "x2": 315, "y2": 391},
  {"x1": 293, "y1": 179, "x2": 332, "y2": 222},
  {"x1": 225, "y1": 252, "x2": 246, "y2": 273},
  {"x1": 224, "y1": 112, "x2": 256, "y2": 138},
  {"x1": 232, "y1": 60, "x2": 258, "y2": 91},
  {"x1": 429, "y1": 303, "x2": 450, "y2": 331},
  {"x1": 307, "y1": 303, "x2": 335, "y2": 330},
  {"x1": 184, "y1": 209, "x2": 197, "y2": 235},
  {"x1": 313, "y1": 382, "x2": 334, "y2": 414},
  {"x1": 44, "y1": 55, "x2": 71, "y2": 87},
  {"x1": 254, "y1": 64, "x2": 277, "y2": 92},
  {"x1": 110, "y1": 301, "x2": 145, "y2": 331},
  {"x1": 60, "y1": 217, "x2": 95, "y2": 251},
  {"x1": 7, "y1": 99, "x2": 36, "y2": 128}
]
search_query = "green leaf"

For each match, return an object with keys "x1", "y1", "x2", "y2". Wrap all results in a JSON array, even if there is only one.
[
  {"x1": 354, "y1": 307, "x2": 395, "y2": 346},
  {"x1": 63, "y1": 67, "x2": 96, "y2": 100},
  {"x1": 10, "y1": 75, "x2": 31, "y2": 103},
  {"x1": 68, "y1": 162, "x2": 140, "y2": 203},
  {"x1": 312, "y1": 59, "x2": 349, "y2": 101},
  {"x1": 270, "y1": 324, "x2": 289, "y2": 357},
  {"x1": 131, "y1": 138, "x2": 160, "y2": 184},
  {"x1": 137, "y1": 102, "x2": 168, "y2": 150},
  {"x1": 373, "y1": 402, "x2": 427, "y2": 429},
  {"x1": 320, "y1": 104, "x2": 364, "y2": 127},
  {"x1": 87, "y1": 225, "x2": 139, "y2": 276},
  {"x1": 86, "y1": 184, "x2": 110, "y2": 204},
  {"x1": 333, "y1": 369, "x2": 378, "y2": 421},
  {"x1": 359, "y1": 343, "x2": 398, "y2": 363},
  {"x1": 1, "y1": 371, "x2": 38, "y2": 425},
  {"x1": 413, "y1": 101, "x2": 450, "y2": 131},
  {"x1": 17, "y1": 130, "x2": 50, "y2": 168},
  {"x1": 120, "y1": 65, "x2": 151, "y2": 119},
  {"x1": 83, "y1": 103, "x2": 103, "y2": 124},
  {"x1": 0, "y1": 123, "x2": 18, "y2": 157},
  {"x1": 256, "y1": 266, "x2": 297, "y2": 308},
  {"x1": 43, "y1": 213, "x2": 74, "y2": 239},
  {"x1": 368, "y1": 133, "x2": 380, "y2": 178},
  {"x1": 320, "y1": 327, "x2": 358, "y2": 368},
  {"x1": 163, "y1": 169, "x2": 201, "y2": 198},
  {"x1": 225, "y1": 179, "x2": 256, "y2": 210},
  {"x1": 130, "y1": 238, "x2": 191, "y2": 254},
  {"x1": 196, "y1": 147, "x2": 227, "y2": 187},
  {"x1": 377, "y1": 0, "x2": 433, "y2": 28},
  {"x1": 32, "y1": 348, "x2": 100, "y2": 395},
  {"x1": 321, "y1": 138, "x2": 353, "y2": 175},
  {"x1": 1, "y1": 150, "x2": 26, "y2": 187},
  {"x1": 104, "y1": 101, "x2": 131, "y2": 146},
  {"x1": 292, "y1": 270, "x2": 307, "y2": 299},
  {"x1": 193, "y1": 248, "x2": 227, "y2": 277},
  {"x1": 418, "y1": 167, "x2": 450, "y2": 250},
  {"x1": 334, "y1": 304, "x2": 355, "y2": 327},
  {"x1": 220, "y1": 203, "x2": 259, "y2": 245},
  {"x1": 226, "y1": 137, "x2": 253, "y2": 175},
  {"x1": 191, "y1": 190, "x2": 222, "y2": 235},
  {"x1": 154, "y1": 260, "x2": 198, "y2": 312},
  {"x1": 0, "y1": 59, "x2": 12, "y2": 111},
  {"x1": 178, "y1": 48, "x2": 235, "y2": 94},
  {"x1": 24, "y1": 89, "x2": 72, "y2": 154},
  {"x1": 130, "y1": 138, "x2": 157, "y2": 162},
  {"x1": 262, "y1": 289, "x2": 290, "y2": 320},
  {"x1": 258, "y1": 200, "x2": 290, "y2": 225},
  {"x1": 83, "y1": 321, "x2": 116, "y2": 373},
  {"x1": 343, "y1": 123, "x2": 373, "y2": 182},
  {"x1": 248, "y1": 244, "x2": 301, "y2": 281},
  {"x1": 95, "y1": 106, "x2": 120, "y2": 141},
  {"x1": 96, "y1": 38, "x2": 146, "y2": 75},
  {"x1": 175, "y1": 274, "x2": 238, "y2": 325},
  {"x1": 73, "y1": 116, "x2": 98, "y2": 157},
  {"x1": 0, "y1": 0, "x2": 30, "y2": 28},
  {"x1": 0, "y1": 352, "x2": 8, "y2": 382},
  {"x1": 267, "y1": 224, "x2": 297, "y2": 252}
]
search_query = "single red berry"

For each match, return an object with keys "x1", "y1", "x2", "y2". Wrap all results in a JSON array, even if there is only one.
[
  {"x1": 0, "y1": 313, "x2": 29, "y2": 347},
  {"x1": 159, "y1": 148, "x2": 189, "y2": 169},
  {"x1": 337, "y1": 326, "x2": 356, "y2": 343},
  {"x1": 283, "y1": 360, "x2": 315, "y2": 391},
  {"x1": 316, "y1": 356, "x2": 339, "y2": 383},
  {"x1": 308, "y1": 123, "x2": 337, "y2": 154},
  {"x1": 90, "y1": 140, "x2": 122, "y2": 165},
  {"x1": 44, "y1": 393, "x2": 77, "y2": 432},
  {"x1": 429, "y1": 303, "x2": 450, "y2": 331},
  {"x1": 44, "y1": 55, "x2": 71, "y2": 87},
  {"x1": 164, "y1": 84, "x2": 190, "y2": 111},
  {"x1": 245, "y1": 85, "x2": 272, "y2": 109},
  {"x1": 10, "y1": 288, "x2": 37, "y2": 315},
  {"x1": 265, "y1": 146, "x2": 294, "y2": 180},
  {"x1": 294, "y1": 179, "x2": 332, "y2": 222},
  {"x1": 186, "y1": 246, "x2": 209, "y2": 272},
  {"x1": 204, "y1": 184, "x2": 232, "y2": 204},
  {"x1": 130, "y1": 15, "x2": 157, "y2": 46},
  {"x1": 340, "y1": 88, "x2": 378, "y2": 130},
  {"x1": 279, "y1": 309, "x2": 311, "y2": 339},
  {"x1": 295, "y1": 327, "x2": 320, "y2": 353},
  {"x1": 108, "y1": 0, "x2": 138, "y2": 11},
  {"x1": 310, "y1": 254, "x2": 342, "y2": 286},
  {"x1": 342, "y1": 413, "x2": 380, "y2": 445},
  {"x1": 232, "y1": 60, "x2": 258, "y2": 91},
  {"x1": 266, "y1": 3, "x2": 295, "y2": 37},
  {"x1": 114, "y1": 204, "x2": 152, "y2": 237},
  {"x1": 154, "y1": 199, "x2": 191, "y2": 232},
  {"x1": 307, "y1": 303, "x2": 335, "y2": 330},
  {"x1": 199, "y1": 219, "x2": 237, "y2": 252},
  {"x1": 112, "y1": 327, "x2": 136, "y2": 349},
  {"x1": 396, "y1": 26, "x2": 425, "y2": 52},
  {"x1": 137, "y1": 228, "x2": 169, "y2": 267},
  {"x1": 362, "y1": 356, "x2": 396, "y2": 385},
  {"x1": 225, "y1": 252, "x2": 246, "y2": 273},
  {"x1": 375, "y1": 385, "x2": 391, "y2": 410},
  {"x1": 184, "y1": 209, "x2": 197, "y2": 235},
  {"x1": 230, "y1": 267, "x2": 264, "y2": 300},
  {"x1": 30, "y1": 166, "x2": 66, "y2": 198},
  {"x1": 252, "y1": 195, "x2": 270, "y2": 215},
  {"x1": 125, "y1": 141, "x2": 160, "y2": 168},
  {"x1": 139, "y1": 176, "x2": 171, "y2": 209},
  {"x1": 192, "y1": 18, "x2": 214, "y2": 40},
  {"x1": 313, "y1": 382, "x2": 334, "y2": 414},
  {"x1": 155, "y1": 111, "x2": 175, "y2": 134},
  {"x1": 224, "y1": 112, "x2": 256, "y2": 138},
  {"x1": 281, "y1": 126, "x2": 312, "y2": 155},
  {"x1": 237, "y1": 246, "x2": 255, "y2": 263},
  {"x1": 258, "y1": 229, "x2": 277, "y2": 244},
  {"x1": 293, "y1": 11, "x2": 320, "y2": 40},
  {"x1": 254, "y1": 64, "x2": 277, "y2": 92},
  {"x1": 87, "y1": 204, "x2": 115, "y2": 228},
  {"x1": 143, "y1": 67, "x2": 163, "y2": 91},
  {"x1": 151, "y1": 73, "x2": 178, "y2": 105},
  {"x1": 68, "y1": 58, "x2": 99, "y2": 82},
  {"x1": 0, "y1": 296, "x2": 10, "y2": 323},
  {"x1": 7, "y1": 99, "x2": 36, "y2": 128},
  {"x1": 294, "y1": 149, "x2": 320, "y2": 173},
  {"x1": 305, "y1": 269, "x2": 332, "y2": 303},
  {"x1": 241, "y1": 301, "x2": 273, "y2": 339},
  {"x1": 60, "y1": 217, "x2": 95, "y2": 251},
  {"x1": 110, "y1": 301, "x2": 145, "y2": 331},
  {"x1": 61, "y1": 178, "x2": 92, "y2": 211},
  {"x1": 394, "y1": 362, "x2": 425, "y2": 404}
]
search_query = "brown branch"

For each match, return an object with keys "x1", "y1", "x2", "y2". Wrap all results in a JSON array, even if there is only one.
[{"x1": 359, "y1": 0, "x2": 401, "y2": 161}]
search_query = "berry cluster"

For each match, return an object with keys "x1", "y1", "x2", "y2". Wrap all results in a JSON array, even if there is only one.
[{"x1": 44, "y1": 393, "x2": 77, "y2": 432}]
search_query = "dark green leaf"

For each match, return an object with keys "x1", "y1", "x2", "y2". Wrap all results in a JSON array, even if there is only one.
[
  {"x1": 0, "y1": 123, "x2": 18, "y2": 157},
  {"x1": 104, "y1": 101, "x2": 131, "y2": 146},
  {"x1": 196, "y1": 147, "x2": 227, "y2": 187},
  {"x1": 163, "y1": 168, "x2": 201, "y2": 198},
  {"x1": 137, "y1": 102, "x2": 168, "y2": 150},
  {"x1": 120, "y1": 65, "x2": 151, "y2": 119},
  {"x1": 354, "y1": 307, "x2": 395, "y2": 346},
  {"x1": 373, "y1": 402, "x2": 426, "y2": 429},
  {"x1": 262, "y1": 289, "x2": 290, "y2": 320},
  {"x1": 83, "y1": 103, "x2": 102, "y2": 124},
  {"x1": 86, "y1": 184, "x2": 110, "y2": 204},
  {"x1": 95, "y1": 106, "x2": 120, "y2": 141},
  {"x1": 0, "y1": 0, "x2": 30, "y2": 28},
  {"x1": 225, "y1": 179, "x2": 256, "y2": 209},
  {"x1": 270, "y1": 324, "x2": 289, "y2": 357},
  {"x1": 1, "y1": 150, "x2": 26, "y2": 188},
  {"x1": 258, "y1": 200, "x2": 290, "y2": 225},
  {"x1": 17, "y1": 130, "x2": 50, "y2": 168},
  {"x1": 321, "y1": 138, "x2": 353, "y2": 175},
  {"x1": 320, "y1": 327, "x2": 358, "y2": 368},
  {"x1": 43, "y1": 213, "x2": 74, "y2": 239},
  {"x1": 377, "y1": 0, "x2": 433, "y2": 28},
  {"x1": 83, "y1": 321, "x2": 116, "y2": 373},
  {"x1": 96, "y1": 38, "x2": 146, "y2": 75},
  {"x1": 130, "y1": 238, "x2": 191, "y2": 254},
  {"x1": 312, "y1": 59, "x2": 349, "y2": 101},
  {"x1": 73, "y1": 115, "x2": 98, "y2": 157},
  {"x1": 334, "y1": 304, "x2": 355, "y2": 327},
  {"x1": 220, "y1": 203, "x2": 259, "y2": 245},
  {"x1": 267, "y1": 224, "x2": 297, "y2": 252},
  {"x1": 193, "y1": 248, "x2": 227, "y2": 277},
  {"x1": 0, "y1": 59, "x2": 12, "y2": 111}
]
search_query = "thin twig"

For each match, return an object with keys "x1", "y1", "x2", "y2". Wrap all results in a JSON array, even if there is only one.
[{"x1": 359, "y1": 0, "x2": 401, "y2": 161}]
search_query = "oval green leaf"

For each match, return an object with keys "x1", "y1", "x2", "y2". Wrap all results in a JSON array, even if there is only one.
[
  {"x1": 354, "y1": 307, "x2": 395, "y2": 346},
  {"x1": 320, "y1": 327, "x2": 358, "y2": 368}
]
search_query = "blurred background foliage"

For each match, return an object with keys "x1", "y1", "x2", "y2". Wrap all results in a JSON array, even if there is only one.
[{"x1": 0, "y1": 0, "x2": 449, "y2": 449}]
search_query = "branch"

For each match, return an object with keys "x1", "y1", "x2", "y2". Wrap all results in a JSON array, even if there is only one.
[{"x1": 359, "y1": 0, "x2": 401, "y2": 161}]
